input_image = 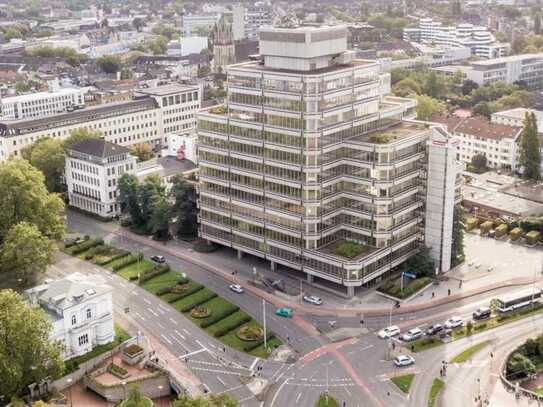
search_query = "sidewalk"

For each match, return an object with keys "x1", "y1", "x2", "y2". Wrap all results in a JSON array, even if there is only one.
[{"x1": 107, "y1": 228, "x2": 543, "y2": 319}]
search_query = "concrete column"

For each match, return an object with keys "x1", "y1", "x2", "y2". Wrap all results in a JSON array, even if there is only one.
[
  {"x1": 237, "y1": 249, "x2": 243, "y2": 260},
  {"x1": 306, "y1": 274, "x2": 314, "y2": 284},
  {"x1": 346, "y1": 285, "x2": 355, "y2": 298},
  {"x1": 270, "y1": 261, "x2": 276, "y2": 271}
]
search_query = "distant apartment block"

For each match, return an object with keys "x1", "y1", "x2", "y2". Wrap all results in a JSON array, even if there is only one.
[
  {"x1": 197, "y1": 26, "x2": 462, "y2": 296},
  {"x1": 0, "y1": 83, "x2": 200, "y2": 161},
  {"x1": 244, "y1": 3, "x2": 273, "y2": 40},
  {"x1": 0, "y1": 87, "x2": 86, "y2": 120},
  {"x1": 491, "y1": 108, "x2": 543, "y2": 131},
  {"x1": 182, "y1": 14, "x2": 221, "y2": 36},
  {"x1": 430, "y1": 113, "x2": 522, "y2": 171},
  {"x1": 403, "y1": 18, "x2": 509, "y2": 59},
  {"x1": 383, "y1": 45, "x2": 471, "y2": 71}
]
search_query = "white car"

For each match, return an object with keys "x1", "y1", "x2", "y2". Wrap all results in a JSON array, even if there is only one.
[
  {"x1": 394, "y1": 354, "x2": 415, "y2": 367},
  {"x1": 400, "y1": 327, "x2": 423, "y2": 342},
  {"x1": 303, "y1": 295, "x2": 323, "y2": 305},
  {"x1": 378, "y1": 325, "x2": 400, "y2": 339},
  {"x1": 229, "y1": 284, "x2": 244, "y2": 294},
  {"x1": 444, "y1": 316, "x2": 463, "y2": 329}
]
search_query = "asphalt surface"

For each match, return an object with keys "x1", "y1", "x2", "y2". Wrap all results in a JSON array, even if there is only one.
[{"x1": 64, "y1": 210, "x2": 543, "y2": 407}]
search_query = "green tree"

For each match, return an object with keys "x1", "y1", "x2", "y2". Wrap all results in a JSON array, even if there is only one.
[
  {"x1": 0, "y1": 159, "x2": 65, "y2": 241},
  {"x1": 416, "y1": 95, "x2": 445, "y2": 121},
  {"x1": 472, "y1": 101, "x2": 492, "y2": 118},
  {"x1": 0, "y1": 222, "x2": 56, "y2": 286},
  {"x1": 130, "y1": 143, "x2": 154, "y2": 162},
  {"x1": 4, "y1": 26, "x2": 25, "y2": 40},
  {"x1": 63, "y1": 128, "x2": 102, "y2": 148},
  {"x1": 401, "y1": 247, "x2": 435, "y2": 277},
  {"x1": 15, "y1": 81, "x2": 32, "y2": 93},
  {"x1": 121, "y1": 386, "x2": 149, "y2": 407},
  {"x1": 519, "y1": 112, "x2": 542, "y2": 181},
  {"x1": 0, "y1": 289, "x2": 64, "y2": 400},
  {"x1": 424, "y1": 71, "x2": 445, "y2": 98},
  {"x1": 138, "y1": 175, "x2": 166, "y2": 228},
  {"x1": 507, "y1": 353, "x2": 536, "y2": 379},
  {"x1": 171, "y1": 393, "x2": 238, "y2": 407},
  {"x1": 170, "y1": 175, "x2": 198, "y2": 238},
  {"x1": 393, "y1": 77, "x2": 422, "y2": 97},
  {"x1": 96, "y1": 55, "x2": 123, "y2": 74},
  {"x1": 470, "y1": 154, "x2": 487, "y2": 171},
  {"x1": 119, "y1": 174, "x2": 143, "y2": 227},
  {"x1": 149, "y1": 195, "x2": 171, "y2": 240},
  {"x1": 132, "y1": 17, "x2": 146, "y2": 31},
  {"x1": 147, "y1": 35, "x2": 169, "y2": 55},
  {"x1": 28, "y1": 138, "x2": 65, "y2": 193},
  {"x1": 461, "y1": 79, "x2": 479, "y2": 96},
  {"x1": 451, "y1": 205, "x2": 465, "y2": 267}
]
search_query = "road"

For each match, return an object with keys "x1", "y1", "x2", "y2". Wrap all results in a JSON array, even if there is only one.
[{"x1": 64, "y1": 210, "x2": 543, "y2": 406}]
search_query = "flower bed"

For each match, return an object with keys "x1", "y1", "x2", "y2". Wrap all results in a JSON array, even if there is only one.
[
  {"x1": 107, "y1": 363, "x2": 129, "y2": 379},
  {"x1": 190, "y1": 306, "x2": 211, "y2": 319},
  {"x1": 122, "y1": 344, "x2": 144, "y2": 365},
  {"x1": 237, "y1": 324, "x2": 264, "y2": 342}
]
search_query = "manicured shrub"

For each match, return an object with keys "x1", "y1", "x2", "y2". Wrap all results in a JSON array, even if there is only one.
[
  {"x1": 526, "y1": 230, "x2": 540, "y2": 245},
  {"x1": 96, "y1": 251, "x2": 129, "y2": 266},
  {"x1": 466, "y1": 217, "x2": 479, "y2": 231},
  {"x1": 139, "y1": 264, "x2": 170, "y2": 284},
  {"x1": 213, "y1": 314, "x2": 252, "y2": 338},
  {"x1": 156, "y1": 286, "x2": 173, "y2": 296},
  {"x1": 111, "y1": 253, "x2": 144, "y2": 271},
  {"x1": 479, "y1": 221, "x2": 493, "y2": 235},
  {"x1": 179, "y1": 292, "x2": 218, "y2": 313},
  {"x1": 69, "y1": 238, "x2": 104, "y2": 255},
  {"x1": 510, "y1": 227, "x2": 523, "y2": 241},
  {"x1": 495, "y1": 223, "x2": 508, "y2": 238},
  {"x1": 200, "y1": 306, "x2": 240, "y2": 328},
  {"x1": 167, "y1": 284, "x2": 204, "y2": 303},
  {"x1": 243, "y1": 332, "x2": 275, "y2": 352}
]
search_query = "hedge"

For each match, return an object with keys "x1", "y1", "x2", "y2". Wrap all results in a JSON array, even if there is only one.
[
  {"x1": 243, "y1": 332, "x2": 275, "y2": 352},
  {"x1": 526, "y1": 230, "x2": 540, "y2": 245},
  {"x1": 84, "y1": 244, "x2": 110, "y2": 260},
  {"x1": 111, "y1": 253, "x2": 144, "y2": 271},
  {"x1": 96, "y1": 251, "x2": 130, "y2": 266},
  {"x1": 139, "y1": 264, "x2": 170, "y2": 284},
  {"x1": 213, "y1": 314, "x2": 252, "y2": 338},
  {"x1": 69, "y1": 238, "x2": 104, "y2": 255},
  {"x1": 200, "y1": 306, "x2": 240, "y2": 328},
  {"x1": 179, "y1": 292, "x2": 218, "y2": 313},
  {"x1": 510, "y1": 227, "x2": 523, "y2": 241},
  {"x1": 495, "y1": 223, "x2": 508, "y2": 238},
  {"x1": 167, "y1": 284, "x2": 204, "y2": 303}
]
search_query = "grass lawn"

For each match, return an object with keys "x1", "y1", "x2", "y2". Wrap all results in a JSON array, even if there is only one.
[
  {"x1": 206, "y1": 310, "x2": 249, "y2": 336},
  {"x1": 140, "y1": 271, "x2": 182, "y2": 294},
  {"x1": 159, "y1": 280, "x2": 202, "y2": 302},
  {"x1": 428, "y1": 378, "x2": 445, "y2": 407},
  {"x1": 116, "y1": 259, "x2": 155, "y2": 280},
  {"x1": 536, "y1": 387, "x2": 543, "y2": 396},
  {"x1": 171, "y1": 287, "x2": 215, "y2": 312},
  {"x1": 64, "y1": 324, "x2": 130, "y2": 374},
  {"x1": 378, "y1": 277, "x2": 432, "y2": 300},
  {"x1": 119, "y1": 397, "x2": 153, "y2": 407},
  {"x1": 316, "y1": 393, "x2": 339, "y2": 407},
  {"x1": 450, "y1": 340, "x2": 491, "y2": 363},
  {"x1": 187, "y1": 296, "x2": 238, "y2": 327},
  {"x1": 250, "y1": 336, "x2": 282, "y2": 358},
  {"x1": 411, "y1": 337, "x2": 444, "y2": 353},
  {"x1": 391, "y1": 374, "x2": 415, "y2": 393}
]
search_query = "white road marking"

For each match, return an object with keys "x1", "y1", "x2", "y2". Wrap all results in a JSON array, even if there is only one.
[
  {"x1": 183, "y1": 328, "x2": 190, "y2": 335},
  {"x1": 156, "y1": 321, "x2": 164, "y2": 329},
  {"x1": 250, "y1": 357, "x2": 260, "y2": 371},
  {"x1": 169, "y1": 318, "x2": 178, "y2": 325},
  {"x1": 183, "y1": 348, "x2": 206, "y2": 358},
  {"x1": 160, "y1": 334, "x2": 172, "y2": 345},
  {"x1": 174, "y1": 329, "x2": 185, "y2": 340},
  {"x1": 190, "y1": 367, "x2": 244, "y2": 376},
  {"x1": 134, "y1": 312, "x2": 145, "y2": 321},
  {"x1": 143, "y1": 298, "x2": 151, "y2": 305},
  {"x1": 295, "y1": 393, "x2": 302, "y2": 404},
  {"x1": 344, "y1": 387, "x2": 352, "y2": 397},
  {"x1": 170, "y1": 335, "x2": 190, "y2": 352},
  {"x1": 270, "y1": 379, "x2": 289, "y2": 407},
  {"x1": 217, "y1": 377, "x2": 226, "y2": 386},
  {"x1": 195, "y1": 339, "x2": 208, "y2": 350},
  {"x1": 147, "y1": 307, "x2": 158, "y2": 317}
]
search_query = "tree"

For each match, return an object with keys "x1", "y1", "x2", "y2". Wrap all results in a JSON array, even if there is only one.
[
  {"x1": 149, "y1": 195, "x2": 171, "y2": 240},
  {"x1": 507, "y1": 353, "x2": 536, "y2": 379},
  {"x1": 401, "y1": 247, "x2": 435, "y2": 277},
  {"x1": 171, "y1": 393, "x2": 238, "y2": 407},
  {"x1": 0, "y1": 159, "x2": 65, "y2": 241},
  {"x1": 139, "y1": 175, "x2": 166, "y2": 227},
  {"x1": 471, "y1": 154, "x2": 487, "y2": 171},
  {"x1": 119, "y1": 174, "x2": 143, "y2": 226},
  {"x1": 96, "y1": 55, "x2": 123, "y2": 74},
  {"x1": 393, "y1": 77, "x2": 422, "y2": 97},
  {"x1": 64, "y1": 128, "x2": 102, "y2": 148},
  {"x1": 472, "y1": 101, "x2": 492, "y2": 118},
  {"x1": 121, "y1": 386, "x2": 149, "y2": 407},
  {"x1": 512, "y1": 35, "x2": 527, "y2": 54},
  {"x1": 451, "y1": 205, "x2": 465, "y2": 267},
  {"x1": 519, "y1": 112, "x2": 542, "y2": 181},
  {"x1": 1, "y1": 222, "x2": 56, "y2": 285},
  {"x1": 15, "y1": 81, "x2": 32, "y2": 93},
  {"x1": 0, "y1": 290, "x2": 64, "y2": 400},
  {"x1": 130, "y1": 143, "x2": 154, "y2": 162},
  {"x1": 461, "y1": 79, "x2": 479, "y2": 96},
  {"x1": 29, "y1": 138, "x2": 65, "y2": 193},
  {"x1": 424, "y1": 71, "x2": 445, "y2": 98},
  {"x1": 4, "y1": 26, "x2": 25, "y2": 40},
  {"x1": 132, "y1": 17, "x2": 146, "y2": 32},
  {"x1": 147, "y1": 36, "x2": 169, "y2": 55},
  {"x1": 535, "y1": 13, "x2": 542, "y2": 35},
  {"x1": 416, "y1": 95, "x2": 444, "y2": 121},
  {"x1": 198, "y1": 65, "x2": 211, "y2": 78},
  {"x1": 170, "y1": 175, "x2": 198, "y2": 238}
]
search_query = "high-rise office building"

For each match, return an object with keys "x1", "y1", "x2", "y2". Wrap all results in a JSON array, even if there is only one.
[{"x1": 197, "y1": 26, "x2": 461, "y2": 296}]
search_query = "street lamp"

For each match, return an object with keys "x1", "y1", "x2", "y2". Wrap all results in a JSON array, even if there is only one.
[
  {"x1": 121, "y1": 381, "x2": 127, "y2": 401},
  {"x1": 157, "y1": 385, "x2": 164, "y2": 407},
  {"x1": 66, "y1": 378, "x2": 73, "y2": 407}
]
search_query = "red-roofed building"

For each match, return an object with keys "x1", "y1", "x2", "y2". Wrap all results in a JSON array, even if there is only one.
[{"x1": 429, "y1": 113, "x2": 522, "y2": 170}]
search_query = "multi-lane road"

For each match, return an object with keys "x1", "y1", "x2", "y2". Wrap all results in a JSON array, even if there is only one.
[{"x1": 63, "y1": 210, "x2": 543, "y2": 406}]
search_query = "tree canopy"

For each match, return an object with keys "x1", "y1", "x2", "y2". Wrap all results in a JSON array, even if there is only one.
[
  {"x1": 28, "y1": 138, "x2": 66, "y2": 193},
  {"x1": 171, "y1": 394, "x2": 238, "y2": 407},
  {"x1": 0, "y1": 290, "x2": 64, "y2": 400},
  {"x1": 96, "y1": 55, "x2": 124, "y2": 74},
  {"x1": 519, "y1": 112, "x2": 542, "y2": 181}
]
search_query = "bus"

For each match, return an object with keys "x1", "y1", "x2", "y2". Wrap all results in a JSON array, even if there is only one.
[{"x1": 495, "y1": 288, "x2": 542, "y2": 313}]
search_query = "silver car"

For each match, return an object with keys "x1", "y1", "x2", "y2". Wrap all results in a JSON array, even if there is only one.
[{"x1": 303, "y1": 295, "x2": 323, "y2": 305}]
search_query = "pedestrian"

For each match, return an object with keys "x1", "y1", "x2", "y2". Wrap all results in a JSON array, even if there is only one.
[
  {"x1": 431, "y1": 292, "x2": 435, "y2": 298},
  {"x1": 411, "y1": 345, "x2": 415, "y2": 352}
]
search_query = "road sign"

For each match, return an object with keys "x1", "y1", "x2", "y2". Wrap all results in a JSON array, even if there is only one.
[{"x1": 403, "y1": 272, "x2": 417, "y2": 279}]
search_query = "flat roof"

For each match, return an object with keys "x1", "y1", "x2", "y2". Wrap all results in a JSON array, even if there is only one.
[
  {"x1": 493, "y1": 108, "x2": 543, "y2": 122},
  {"x1": 228, "y1": 58, "x2": 377, "y2": 75},
  {"x1": 471, "y1": 52, "x2": 543, "y2": 66},
  {"x1": 351, "y1": 120, "x2": 429, "y2": 144},
  {"x1": 1, "y1": 87, "x2": 83, "y2": 103},
  {"x1": 136, "y1": 83, "x2": 199, "y2": 97}
]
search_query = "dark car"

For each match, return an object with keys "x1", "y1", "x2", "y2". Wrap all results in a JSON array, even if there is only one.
[
  {"x1": 426, "y1": 324, "x2": 444, "y2": 336},
  {"x1": 150, "y1": 255, "x2": 166, "y2": 263},
  {"x1": 472, "y1": 307, "x2": 491, "y2": 321}
]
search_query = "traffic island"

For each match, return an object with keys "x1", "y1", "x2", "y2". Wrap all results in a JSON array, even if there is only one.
[
  {"x1": 428, "y1": 378, "x2": 445, "y2": 407},
  {"x1": 316, "y1": 393, "x2": 339, "y2": 407},
  {"x1": 391, "y1": 374, "x2": 415, "y2": 393}
]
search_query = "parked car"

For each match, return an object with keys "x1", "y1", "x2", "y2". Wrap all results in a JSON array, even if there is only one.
[
  {"x1": 472, "y1": 307, "x2": 491, "y2": 321},
  {"x1": 378, "y1": 325, "x2": 400, "y2": 339},
  {"x1": 229, "y1": 284, "x2": 244, "y2": 294},
  {"x1": 400, "y1": 327, "x2": 423, "y2": 342},
  {"x1": 276, "y1": 307, "x2": 294, "y2": 318},
  {"x1": 444, "y1": 316, "x2": 463, "y2": 329},
  {"x1": 150, "y1": 255, "x2": 166, "y2": 263},
  {"x1": 394, "y1": 354, "x2": 415, "y2": 367},
  {"x1": 303, "y1": 295, "x2": 323, "y2": 305},
  {"x1": 425, "y1": 324, "x2": 444, "y2": 336}
]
